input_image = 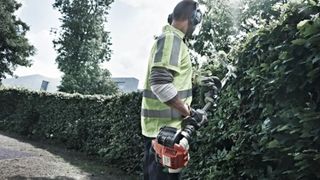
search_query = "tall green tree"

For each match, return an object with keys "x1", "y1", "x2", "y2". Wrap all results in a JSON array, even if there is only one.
[
  {"x1": 0, "y1": 0, "x2": 35, "y2": 82},
  {"x1": 190, "y1": 0, "x2": 237, "y2": 84},
  {"x1": 53, "y1": 0, "x2": 117, "y2": 95},
  {"x1": 239, "y1": 0, "x2": 288, "y2": 33},
  {"x1": 194, "y1": 0, "x2": 237, "y2": 56},
  {"x1": 194, "y1": 0, "x2": 287, "y2": 57},
  {"x1": 191, "y1": 0, "x2": 289, "y2": 78}
]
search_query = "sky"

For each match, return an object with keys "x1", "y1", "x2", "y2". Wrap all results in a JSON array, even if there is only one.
[{"x1": 14, "y1": 0, "x2": 182, "y2": 88}]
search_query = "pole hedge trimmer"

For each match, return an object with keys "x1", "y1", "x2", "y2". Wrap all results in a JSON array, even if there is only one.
[{"x1": 152, "y1": 52, "x2": 236, "y2": 173}]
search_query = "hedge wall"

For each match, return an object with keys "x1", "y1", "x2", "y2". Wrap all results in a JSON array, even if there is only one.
[
  {"x1": 184, "y1": 2, "x2": 320, "y2": 179},
  {"x1": 0, "y1": 88, "x2": 144, "y2": 173}
]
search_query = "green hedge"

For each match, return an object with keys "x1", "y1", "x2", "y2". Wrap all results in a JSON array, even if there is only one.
[
  {"x1": 184, "y1": 2, "x2": 320, "y2": 179},
  {"x1": 0, "y1": 88, "x2": 144, "y2": 173}
]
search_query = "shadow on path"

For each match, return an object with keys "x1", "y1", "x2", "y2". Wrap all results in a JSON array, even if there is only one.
[
  {"x1": 0, "y1": 131, "x2": 139, "y2": 180},
  {"x1": 7, "y1": 175, "x2": 75, "y2": 180}
]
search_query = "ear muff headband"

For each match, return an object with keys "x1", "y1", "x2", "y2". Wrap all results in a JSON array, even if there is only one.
[{"x1": 168, "y1": 1, "x2": 202, "y2": 25}]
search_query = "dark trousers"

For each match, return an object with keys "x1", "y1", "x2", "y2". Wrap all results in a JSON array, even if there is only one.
[{"x1": 143, "y1": 137, "x2": 181, "y2": 180}]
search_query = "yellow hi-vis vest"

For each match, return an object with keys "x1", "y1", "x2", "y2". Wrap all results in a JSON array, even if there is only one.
[{"x1": 141, "y1": 25, "x2": 193, "y2": 138}]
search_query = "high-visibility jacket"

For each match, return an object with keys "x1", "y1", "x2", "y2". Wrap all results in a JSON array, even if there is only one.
[{"x1": 141, "y1": 25, "x2": 193, "y2": 138}]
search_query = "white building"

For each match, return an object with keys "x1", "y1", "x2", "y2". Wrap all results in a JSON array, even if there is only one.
[{"x1": 2, "y1": 74, "x2": 139, "y2": 93}]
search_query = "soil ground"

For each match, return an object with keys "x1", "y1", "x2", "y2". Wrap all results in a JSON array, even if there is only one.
[{"x1": 0, "y1": 131, "x2": 139, "y2": 180}]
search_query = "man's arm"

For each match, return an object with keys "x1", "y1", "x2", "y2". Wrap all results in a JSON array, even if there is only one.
[
  {"x1": 164, "y1": 95, "x2": 190, "y2": 117},
  {"x1": 150, "y1": 67, "x2": 190, "y2": 117}
]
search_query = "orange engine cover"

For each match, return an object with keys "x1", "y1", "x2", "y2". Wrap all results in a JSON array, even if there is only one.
[{"x1": 152, "y1": 139, "x2": 189, "y2": 169}]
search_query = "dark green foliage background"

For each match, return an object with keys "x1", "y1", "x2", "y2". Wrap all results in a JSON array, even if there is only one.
[
  {"x1": 184, "y1": 2, "x2": 320, "y2": 179},
  {"x1": 0, "y1": 1, "x2": 320, "y2": 180}
]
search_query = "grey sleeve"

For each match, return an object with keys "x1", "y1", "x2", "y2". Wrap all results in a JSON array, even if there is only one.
[
  {"x1": 150, "y1": 67, "x2": 174, "y2": 85},
  {"x1": 149, "y1": 67, "x2": 177, "y2": 102}
]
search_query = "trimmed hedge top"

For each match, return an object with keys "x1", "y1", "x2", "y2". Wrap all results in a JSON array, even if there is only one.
[{"x1": 0, "y1": 87, "x2": 144, "y2": 173}]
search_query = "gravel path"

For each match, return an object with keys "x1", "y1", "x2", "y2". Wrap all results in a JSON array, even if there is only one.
[{"x1": 0, "y1": 132, "x2": 138, "y2": 180}]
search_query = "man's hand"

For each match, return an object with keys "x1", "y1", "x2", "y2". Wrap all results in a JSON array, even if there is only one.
[
  {"x1": 200, "y1": 76, "x2": 222, "y2": 91},
  {"x1": 182, "y1": 108, "x2": 208, "y2": 130},
  {"x1": 200, "y1": 76, "x2": 222, "y2": 104}
]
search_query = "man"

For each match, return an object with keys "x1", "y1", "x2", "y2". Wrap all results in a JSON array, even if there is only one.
[{"x1": 141, "y1": 1, "x2": 203, "y2": 179}]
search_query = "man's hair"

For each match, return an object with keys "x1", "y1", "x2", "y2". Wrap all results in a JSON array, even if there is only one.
[{"x1": 173, "y1": 0, "x2": 196, "y2": 21}]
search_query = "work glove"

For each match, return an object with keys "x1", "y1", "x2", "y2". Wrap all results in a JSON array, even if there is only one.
[
  {"x1": 200, "y1": 76, "x2": 222, "y2": 92},
  {"x1": 200, "y1": 76, "x2": 222, "y2": 103},
  {"x1": 182, "y1": 108, "x2": 208, "y2": 130}
]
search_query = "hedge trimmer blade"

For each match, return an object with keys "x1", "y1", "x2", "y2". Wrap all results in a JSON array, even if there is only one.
[{"x1": 216, "y1": 51, "x2": 237, "y2": 89}]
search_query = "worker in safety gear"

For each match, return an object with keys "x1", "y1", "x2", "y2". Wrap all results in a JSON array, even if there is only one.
[{"x1": 141, "y1": 1, "x2": 204, "y2": 179}]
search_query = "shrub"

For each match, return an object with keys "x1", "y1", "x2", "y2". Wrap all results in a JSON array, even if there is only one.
[
  {"x1": 184, "y1": 2, "x2": 320, "y2": 179},
  {"x1": 0, "y1": 88, "x2": 144, "y2": 173}
]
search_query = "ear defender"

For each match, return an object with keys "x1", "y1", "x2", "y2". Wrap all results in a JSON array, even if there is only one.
[
  {"x1": 190, "y1": 2, "x2": 202, "y2": 26},
  {"x1": 168, "y1": 13, "x2": 173, "y2": 24}
]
